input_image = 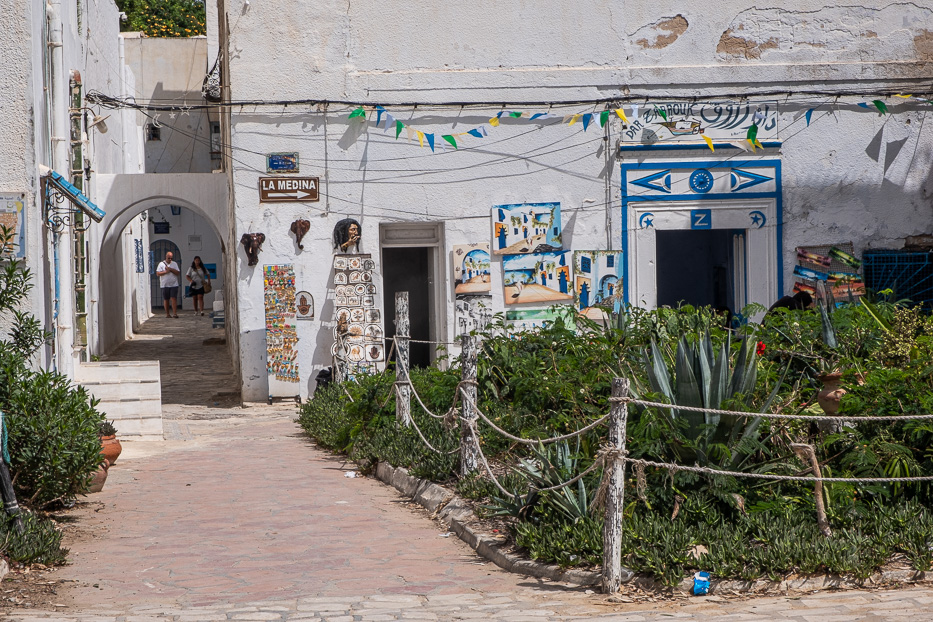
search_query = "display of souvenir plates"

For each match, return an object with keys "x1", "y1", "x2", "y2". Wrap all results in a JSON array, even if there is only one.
[
  {"x1": 366, "y1": 343, "x2": 384, "y2": 362},
  {"x1": 334, "y1": 273, "x2": 347, "y2": 284},
  {"x1": 333, "y1": 257, "x2": 347, "y2": 270},
  {"x1": 349, "y1": 271, "x2": 361, "y2": 283},
  {"x1": 354, "y1": 284, "x2": 366, "y2": 295},
  {"x1": 348, "y1": 344, "x2": 364, "y2": 362},
  {"x1": 347, "y1": 296, "x2": 361, "y2": 306},
  {"x1": 360, "y1": 271, "x2": 372, "y2": 283},
  {"x1": 365, "y1": 324, "x2": 383, "y2": 340},
  {"x1": 363, "y1": 259, "x2": 375, "y2": 270},
  {"x1": 348, "y1": 322, "x2": 364, "y2": 337},
  {"x1": 350, "y1": 308, "x2": 366, "y2": 323},
  {"x1": 349, "y1": 257, "x2": 362, "y2": 269},
  {"x1": 361, "y1": 295, "x2": 374, "y2": 307},
  {"x1": 336, "y1": 296, "x2": 348, "y2": 306},
  {"x1": 366, "y1": 308, "x2": 381, "y2": 323}
]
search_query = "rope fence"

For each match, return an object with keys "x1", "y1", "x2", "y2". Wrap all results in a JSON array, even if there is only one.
[{"x1": 334, "y1": 291, "x2": 933, "y2": 594}]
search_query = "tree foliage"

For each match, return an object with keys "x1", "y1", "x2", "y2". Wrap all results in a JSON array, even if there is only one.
[{"x1": 115, "y1": 0, "x2": 206, "y2": 38}]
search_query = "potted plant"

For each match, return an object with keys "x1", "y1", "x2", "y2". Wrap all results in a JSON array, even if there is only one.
[
  {"x1": 99, "y1": 420, "x2": 122, "y2": 465},
  {"x1": 815, "y1": 358, "x2": 845, "y2": 417},
  {"x1": 87, "y1": 458, "x2": 110, "y2": 493}
]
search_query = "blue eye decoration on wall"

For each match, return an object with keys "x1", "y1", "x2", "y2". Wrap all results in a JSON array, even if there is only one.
[{"x1": 689, "y1": 168, "x2": 714, "y2": 194}]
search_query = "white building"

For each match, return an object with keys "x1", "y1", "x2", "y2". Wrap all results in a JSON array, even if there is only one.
[
  {"x1": 192, "y1": 1, "x2": 933, "y2": 402},
  {"x1": 6, "y1": 1, "x2": 932, "y2": 409}
]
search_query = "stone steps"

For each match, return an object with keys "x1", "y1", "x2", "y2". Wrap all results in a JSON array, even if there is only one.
[{"x1": 75, "y1": 362, "x2": 164, "y2": 440}]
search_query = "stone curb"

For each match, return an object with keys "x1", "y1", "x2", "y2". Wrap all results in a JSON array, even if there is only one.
[
  {"x1": 374, "y1": 462, "x2": 602, "y2": 587},
  {"x1": 372, "y1": 462, "x2": 933, "y2": 596}
]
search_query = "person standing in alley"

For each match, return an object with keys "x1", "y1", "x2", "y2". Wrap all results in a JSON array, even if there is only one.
[
  {"x1": 156, "y1": 251, "x2": 181, "y2": 318},
  {"x1": 186, "y1": 255, "x2": 211, "y2": 316}
]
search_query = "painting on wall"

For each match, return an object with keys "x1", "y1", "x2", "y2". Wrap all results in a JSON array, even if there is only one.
[
  {"x1": 455, "y1": 296, "x2": 492, "y2": 342},
  {"x1": 502, "y1": 250, "x2": 573, "y2": 306},
  {"x1": 573, "y1": 251, "x2": 623, "y2": 320},
  {"x1": 453, "y1": 243, "x2": 492, "y2": 297},
  {"x1": 505, "y1": 308, "x2": 572, "y2": 332},
  {"x1": 491, "y1": 202, "x2": 562, "y2": 256}
]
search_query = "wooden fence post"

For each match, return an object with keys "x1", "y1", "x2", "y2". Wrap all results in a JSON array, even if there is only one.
[
  {"x1": 459, "y1": 333, "x2": 479, "y2": 476},
  {"x1": 395, "y1": 292, "x2": 411, "y2": 427},
  {"x1": 602, "y1": 377, "x2": 629, "y2": 594},
  {"x1": 791, "y1": 443, "x2": 832, "y2": 537}
]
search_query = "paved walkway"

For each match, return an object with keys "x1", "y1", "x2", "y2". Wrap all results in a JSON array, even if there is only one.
[{"x1": 8, "y1": 316, "x2": 933, "y2": 620}]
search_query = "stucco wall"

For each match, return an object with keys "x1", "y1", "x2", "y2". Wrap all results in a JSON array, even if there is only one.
[
  {"x1": 123, "y1": 36, "x2": 214, "y2": 174},
  {"x1": 220, "y1": 0, "x2": 933, "y2": 401}
]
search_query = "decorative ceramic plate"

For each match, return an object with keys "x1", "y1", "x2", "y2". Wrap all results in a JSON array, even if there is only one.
[
  {"x1": 362, "y1": 295, "x2": 374, "y2": 307},
  {"x1": 348, "y1": 345, "x2": 364, "y2": 362},
  {"x1": 348, "y1": 322, "x2": 364, "y2": 337},
  {"x1": 365, "y1": 324, "x2": 383, "y2": 340},
  {"x1": 366, "y1": 344, "x2": 384, "y2": 362},
  {"x1": 366, "y1": 308, "x2": 381, "y2": 323},
  {"x1": 336, "y1": 296, "x2": 347, "y2": 305},
  {"x1": 363, "y1": 259, "x2": 375, "y2": 270},
  {"x1": 349, "y1": 257, "x2": 362, "y2": 269},
  {"x1": 334, "y1": 273, "x2": 347, "y2": 284},
  {"x1": 360, "y1": 271, "x2": 372, "y2": 282},
  {"x1": 347, "y1": 296, "x2": 361, "y2": 307},
  {"x1": 366, "y1": 284, "x2": 377, "y2": 294},
  {"x1": 355, "y1": 284, "x2": 366, "y2": 295},
  {"x1": 333, "y1": 257, "x2": 347, "y2": 270},
  {"x1": 350, "y1": 308, "x2": 366, "y2": 323},
  {"x1": 349, "y1": 271, "x2": 361, "y2": 283}
]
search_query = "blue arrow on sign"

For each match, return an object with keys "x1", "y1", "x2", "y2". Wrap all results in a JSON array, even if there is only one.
[
  {"x1": 730, "y1": 169, "x2": 772, "y2": 191},
  {"x1": 631, "y1": 170, "x2": 672, "y2": 193}
]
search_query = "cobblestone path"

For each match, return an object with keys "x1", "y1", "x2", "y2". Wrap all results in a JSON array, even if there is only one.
[{"x1": 10, "y1": 316, "x2": 933, "y2": 620}]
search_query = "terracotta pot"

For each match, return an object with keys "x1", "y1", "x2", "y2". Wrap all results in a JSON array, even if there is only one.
[
  {"x1": 817, "y1": 372, "x2": 846, "y2": 417},
  {"x1": 87, "y1": 459, "x2": 110, "y2": 494},
  {"x1": 100, "y1": 435, "x2": 122, "y2": 465}
]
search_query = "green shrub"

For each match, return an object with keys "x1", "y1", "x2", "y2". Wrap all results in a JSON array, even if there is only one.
[
  {"x1": 4, "y1": 371, "x2": 105, "y2": 508},
  {"x1": 0, "y1": 508, "x2": 68, "y2": 565}
]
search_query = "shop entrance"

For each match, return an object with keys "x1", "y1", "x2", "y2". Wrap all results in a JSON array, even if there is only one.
[
  {"x1": 656, "y1": 229, "x2": 737, "y2": 313},
  {"x1": 382, "y1": 247, "x2": 433, "y2": 368},
  {"x1": 379, "y1": 221, "x2": 446, "y2": 369}
]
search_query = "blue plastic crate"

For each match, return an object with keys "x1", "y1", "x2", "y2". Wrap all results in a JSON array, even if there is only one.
[{"x1": 863, "y1": 250, "x2": 933, "y2": 310}]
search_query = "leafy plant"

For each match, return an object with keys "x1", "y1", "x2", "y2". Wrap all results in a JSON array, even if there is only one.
[
  {"x1": 0, "y1": 508, "x2": 67, "y2": 565},
  {"x1": 99, "y1": 420, "x2": 117, "y2": 437}
]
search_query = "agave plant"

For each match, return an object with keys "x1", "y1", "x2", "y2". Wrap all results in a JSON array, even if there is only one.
[{"x1": 642, "y1": 331, "x2": 782, "y2": 466}]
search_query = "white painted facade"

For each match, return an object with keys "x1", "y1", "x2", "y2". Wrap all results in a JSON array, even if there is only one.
[{"x1": 203, "y1": 0, "x2": 933, "y2": 401}]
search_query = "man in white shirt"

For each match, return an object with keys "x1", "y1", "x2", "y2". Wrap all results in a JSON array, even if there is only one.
[{"x1": 156, "y1": 251, "x2": 181, "y2": 318}]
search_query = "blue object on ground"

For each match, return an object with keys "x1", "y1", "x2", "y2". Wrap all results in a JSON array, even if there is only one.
[{"x1": 693, "y1": 571, "x2": 710, "y2": 595}]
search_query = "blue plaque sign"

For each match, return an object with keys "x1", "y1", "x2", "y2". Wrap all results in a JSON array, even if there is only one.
[{"x1": 266, "y1": 152, "x2": 299, "y2": 174}]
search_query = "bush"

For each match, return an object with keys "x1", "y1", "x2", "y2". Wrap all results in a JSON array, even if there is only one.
[
  {"x1": 0, "y1": 508, "x2": 68, "y2": 565},
  {"x1": 4, "y1": 371, "x2": 105, "y2": 508}
]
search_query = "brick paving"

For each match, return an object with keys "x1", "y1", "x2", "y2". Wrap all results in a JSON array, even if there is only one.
[{"x1": 10, "y1": 315, "x2": 933, "y2": 620}]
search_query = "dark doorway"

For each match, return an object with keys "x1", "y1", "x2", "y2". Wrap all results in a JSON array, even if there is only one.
[
  {"x1": 150, "y1": 239, "x2": 182, "y2": 310},
  {"x1": 656, "y1": 229, "x2": 735, "y2": 313},
  {"x1": 382, "y1": 247, "x2": 432, "y2": 368}
]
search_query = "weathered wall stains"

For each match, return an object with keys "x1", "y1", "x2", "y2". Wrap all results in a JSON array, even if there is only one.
[
  {"x1": 717, "y1": 29, "x2": 778, "y2": 60},
  {"x1": 633, "y1": 15, "x2": 688, "y2": 49},
  {"x1": 915, "y1": 29, "x2": 933, "y2": 61},
  {"x1": 717, "y1": 4, "x2": 933, "y2": 62}
]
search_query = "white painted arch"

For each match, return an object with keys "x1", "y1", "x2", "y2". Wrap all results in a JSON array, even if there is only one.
[{"x1": 92, "y1": 173, "x2": 229, "y2": 354}]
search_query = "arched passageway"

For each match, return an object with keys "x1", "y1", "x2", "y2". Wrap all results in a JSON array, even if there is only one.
[{"x1": 78, "y1": 173, "x2": 238, "y2": 434}]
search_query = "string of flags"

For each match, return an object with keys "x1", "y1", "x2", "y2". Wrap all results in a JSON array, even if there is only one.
[{"x1": 346, "y1": 94, "x2": 932, "y2": 153}]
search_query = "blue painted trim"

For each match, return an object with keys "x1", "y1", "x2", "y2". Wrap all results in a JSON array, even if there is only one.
[
  {"x1": 48, "y1": 170, "x2": 106, "y2": 222},
  {"x1": 620, "y1": 158, "x2": 783, "y2": 307},
  {"x1": 618, "y1": 141, "x2": 782, "y2": 153}
]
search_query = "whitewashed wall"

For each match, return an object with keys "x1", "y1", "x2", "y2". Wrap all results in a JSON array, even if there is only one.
[{"x1": 221, "y1": 0, "x2": 933, "y2": 400}]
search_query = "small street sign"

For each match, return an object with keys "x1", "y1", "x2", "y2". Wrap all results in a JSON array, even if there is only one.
[
  {"x1": 266, "y1": 152, "x2": 299, "y2": 173},
  {"x1": 259, "y1": 177, "x2": 320, "y2": 203}
]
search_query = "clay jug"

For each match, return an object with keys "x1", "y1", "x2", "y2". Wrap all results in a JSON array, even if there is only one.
[{"x1": 817, "y1": 372, "x2": 846, "y2": 416}]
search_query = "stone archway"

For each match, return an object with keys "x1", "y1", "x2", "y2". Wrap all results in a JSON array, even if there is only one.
[{"x1": 92, "y1": 173, "x2": 231, "y2": 357}]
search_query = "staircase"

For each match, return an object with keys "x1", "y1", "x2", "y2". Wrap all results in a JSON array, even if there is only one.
[{"x1": 75, "y1": 361, "x2": 164, "y2": 440}]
